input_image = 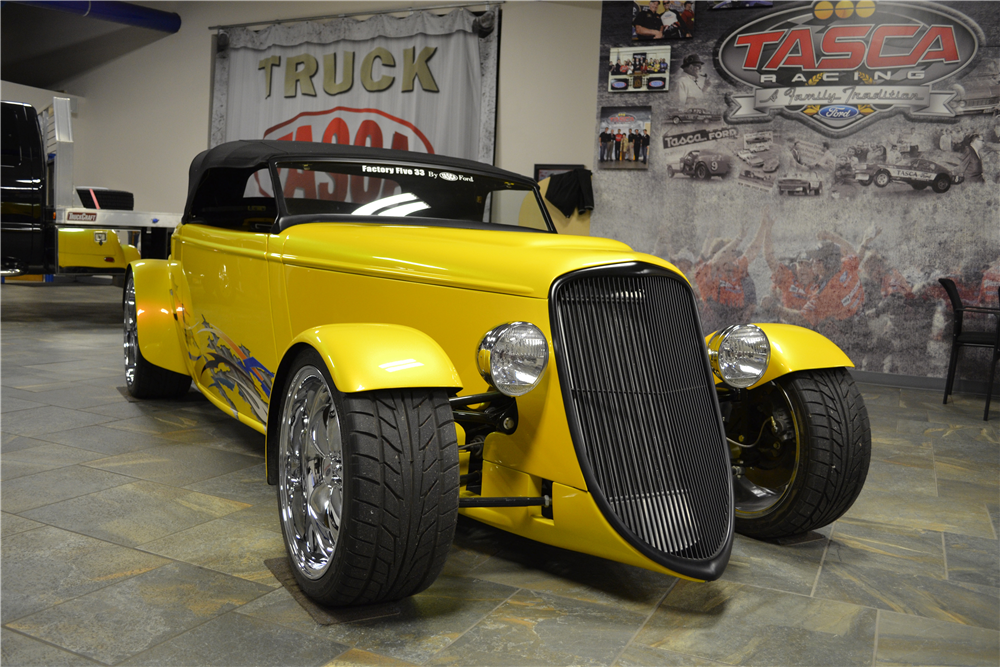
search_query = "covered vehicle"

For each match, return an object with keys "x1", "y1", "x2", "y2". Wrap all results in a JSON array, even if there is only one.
[
  {"x1": 124, "y1": 140, "x2": 870, "y2": 607},
  {"x1": 855, "y1": 158, "x2": 964, "y2": 193},
  {"x1": 667, "y1": 150, "x2": 731, "y2": 179}
]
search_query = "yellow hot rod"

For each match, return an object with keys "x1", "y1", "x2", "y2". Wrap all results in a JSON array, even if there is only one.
[{"x1": 124, "y1": 140, "x2": 870, "y2": 607}]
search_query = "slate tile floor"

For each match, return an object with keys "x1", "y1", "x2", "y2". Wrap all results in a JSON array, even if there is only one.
[{"x1": 2, "y1": 280, "x2": 998, "y2": 667}]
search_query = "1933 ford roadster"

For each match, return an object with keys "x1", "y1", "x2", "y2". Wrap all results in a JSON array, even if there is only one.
[{"x1": 124, "y1": 140, "x2": 870, "y2": 607}]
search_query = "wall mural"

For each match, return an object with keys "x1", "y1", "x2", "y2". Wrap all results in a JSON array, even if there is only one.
[{"x1": 594, "y1": 1, "x2": 999, "y2": 381}]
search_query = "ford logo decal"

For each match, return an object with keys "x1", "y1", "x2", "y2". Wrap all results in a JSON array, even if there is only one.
[
  {"x1": 611, "y1": 79, "x2": 628, "y2": 90},
  {"x1": 647, "y1": 78, "x2": 665, "y2": 88},
  {"x1": 439, "y1": 172, "x2": 458, "y2": 182},
  {"x1": 818, "y1": 105, "x2": 860, "y2": 119}
]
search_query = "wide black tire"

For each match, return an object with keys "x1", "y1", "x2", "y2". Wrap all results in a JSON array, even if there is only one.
[
  {"x1": 123, "y1": 270, "x2": 191, "y2": 399},
  {"x1": 276, "y1": 348, "x2": 459, "y2": 607},
  {"x1": 695, "y1": 163, "x2": 709, "y2": 180},
  {"x1": 732, "y1": 368, "x2": 871, "y2": 539}
]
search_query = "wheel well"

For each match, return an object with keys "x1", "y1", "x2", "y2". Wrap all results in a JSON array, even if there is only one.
[{"x1": 265, "y1": 342, "x2": 315, "y2": 485}]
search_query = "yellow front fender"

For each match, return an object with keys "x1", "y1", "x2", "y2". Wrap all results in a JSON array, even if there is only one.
[
  {"x1": 129, "y1": 260, "x2": 187, "y2": 375},
  {"x1": 708, "y1": 323, "x2": 854, "y2": 389},
  {"x1": 266, "y1": 324, "x2": 463, "y2": 483},
  {"x1": 286, "y1": 323, "x2": 463, "y2": 393}
]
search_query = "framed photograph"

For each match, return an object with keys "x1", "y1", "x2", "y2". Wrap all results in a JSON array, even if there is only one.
[
  {"x1": 598, "y1": 106, "x2": 653, "y2": 170},
  {"x1": 631, "y1": 1, "x2": 694, "y2": 41},
  {"x1": 609, "y1": 45, "x2": 671, "y2": 93},
  {"x1": 534, "y1": 164, "x2": 584, "y2": 182}
]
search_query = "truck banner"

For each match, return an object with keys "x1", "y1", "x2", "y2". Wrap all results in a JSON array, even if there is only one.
[{"x1": 211, "y1": 9, "x2": 497, "y2": 163}]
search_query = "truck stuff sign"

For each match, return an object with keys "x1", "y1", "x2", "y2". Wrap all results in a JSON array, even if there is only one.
[
  {"x1": 211, "y1": 9, "x2": 497, "y2": 163},
  {"x1": 716, "y1": 1, "x2": 984, "y2": 133}
]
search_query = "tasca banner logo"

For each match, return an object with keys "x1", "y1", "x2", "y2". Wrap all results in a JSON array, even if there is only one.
[
  {"x1": 716, "y1": 1, "x2": 983, "y2": 133},
  {"x1": 264, "y1": 107, "x2": 434, "y2": 154}
]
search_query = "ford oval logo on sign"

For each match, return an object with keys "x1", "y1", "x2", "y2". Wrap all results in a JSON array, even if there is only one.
[
  {"x1": 647, "y1": 78, "x2": 666, "y2": 89},
  {"x1": 611, "y1": 79, "x2": 628, "y2": 90},
  {"x1": 818, "y1": 105, "x2": 860, "y2": 120},
  {"x1": 439, "y1": 172, "x2": 459, "y2": 182}
]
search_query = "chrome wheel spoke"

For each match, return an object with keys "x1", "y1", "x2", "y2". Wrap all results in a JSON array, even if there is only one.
[
  {"x1": 123, "y1": 276, "x2": 138, "y2": 385},
  {"x1": 278, "y1": 365, "x2": 345, "y2": 580}
]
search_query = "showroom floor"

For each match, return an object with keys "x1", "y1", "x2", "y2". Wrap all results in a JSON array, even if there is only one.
[{"x1": 1, "y1": 280, "x2": 998, "y2": 667}]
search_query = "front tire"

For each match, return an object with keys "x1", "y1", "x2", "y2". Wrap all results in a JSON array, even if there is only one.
[
  {"x1": 931, "y1": 175, "x2": 951, "y2": 193},
  {"x1": 729, "y1": 368, "x2": 871, "y2": 539},
  {"x1": 123, "y1": 269, "x2": 191, "y2": 399},
  {"x1": 277, "y1": 348, "x2": 459, "y2": 606},
  {"x1": 873, "y1": 170, "x2": 891, "y2": 187}
]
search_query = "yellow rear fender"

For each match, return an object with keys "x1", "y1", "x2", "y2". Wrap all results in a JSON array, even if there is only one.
[
  {"x1": 129, "y1": 260, "x2": 188, "y2": 375},
  {"x1": 265, "y1": 324, "x2": 463, "y2": 484},
  {"x1": 708, "y1": 323, "x2": 854, "y2": 389},
  {"x1": 122, "y1": 243, "x2": 140, "y2": 265}
]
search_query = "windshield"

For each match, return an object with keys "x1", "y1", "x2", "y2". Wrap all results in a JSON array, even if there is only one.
[{"x1": 256, "y1": 160, "x2": 553, "y2": 232}]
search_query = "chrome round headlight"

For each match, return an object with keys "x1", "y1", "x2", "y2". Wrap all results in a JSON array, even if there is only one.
[
  {"x1": 476, "y1": 322, "x2": 549, "y2": 397},
  {"x1": 708, "y1": 324, "x2": 770, "y2": 389}
]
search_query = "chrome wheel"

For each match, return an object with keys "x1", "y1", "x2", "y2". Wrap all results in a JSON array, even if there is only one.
[
  {"x1": 123, "y1": 273, "x2": 138, "y2": 387},
  {"x1": 278, "y1": 366, "x2": 344, "y2": 580}
]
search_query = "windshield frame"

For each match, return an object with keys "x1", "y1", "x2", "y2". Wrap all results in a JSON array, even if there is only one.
[{"x1": 266, "y1": 157, "x2": 556, "y2": 234}]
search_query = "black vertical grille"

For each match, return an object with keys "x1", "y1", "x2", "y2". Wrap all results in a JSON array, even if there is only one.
[{"x1": 550, "y1": 264, "x2": 733, "y2": 576}]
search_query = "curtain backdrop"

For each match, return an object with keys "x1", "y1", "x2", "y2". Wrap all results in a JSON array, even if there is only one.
[{"x1": 212, "y1": 9, "x2": 497, "y2": 164}]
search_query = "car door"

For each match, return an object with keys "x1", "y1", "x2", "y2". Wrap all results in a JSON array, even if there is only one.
[{"x1": 172, "y1": 168, "x2": 278, "y2": 427}]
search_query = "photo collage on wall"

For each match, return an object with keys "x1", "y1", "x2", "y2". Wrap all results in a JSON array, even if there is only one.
[{"x1": 594, "y1": 1, "x2": 1000, "y2": 380}]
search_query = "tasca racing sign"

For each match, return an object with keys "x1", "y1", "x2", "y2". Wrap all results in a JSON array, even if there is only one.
[
  {"x1": 716, "y1": 1, "x2": 984, "y2": 134},
  {"x1": 264, "y1": 107, "x2": 434, "y2": 154},
  {"x1": 254, "y1": 108, "x2": 435, "y2": 203}
]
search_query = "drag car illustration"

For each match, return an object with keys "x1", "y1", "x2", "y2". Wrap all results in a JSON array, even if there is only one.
[
  {"x1": 124, "y1": 140, "x2": 870, "y2": 607},
  {"x1": 737, "y1": 150, "x2": 764, "y2": 168},
  {"x1": 667, "y1": 107, "x2": 723, "y2": 124},
  {"x1": 777, "y1": 176, "x2": 823, "y2": 196},
  {"x1": 855, "y1": 158, "x2": 964, "y2": 193},
  {"x1": 667, "y1": 150, "x2": 731, "y2": 179}
]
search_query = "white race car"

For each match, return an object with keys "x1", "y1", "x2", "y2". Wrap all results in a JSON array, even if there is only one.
[
  {"x1": 856, "y1": 158, "x2": 964, "y2": 193},
  {"x1": 737, "y1": 150, "x2": 765, "y2": 168}
]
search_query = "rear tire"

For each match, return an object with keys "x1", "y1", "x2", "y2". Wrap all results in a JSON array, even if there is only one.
[
  {"x1": 730, "y1": 368, "x2": 871, "y2": 539},
  {"x1": 276, "y1": 348, "x2": 459, "y2": 606},
  {"x1": 123, "y1": 269, "x2": 191, "y2": 399},
  {"x1": 874, "y1": 170, "x2": 891, "y2": 187},
  {"x1": 695, "y1": 163, "x2": 709, "y2": 180}
]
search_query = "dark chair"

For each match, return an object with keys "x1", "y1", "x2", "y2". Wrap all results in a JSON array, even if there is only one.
[{"x1": 939, "y1": 278, "x2": 1000, "y2": 420}]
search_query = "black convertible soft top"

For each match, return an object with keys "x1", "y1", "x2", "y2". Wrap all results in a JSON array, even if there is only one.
[{"x1": 184, "y1": 140, "x2": 534, "y2": 219}]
